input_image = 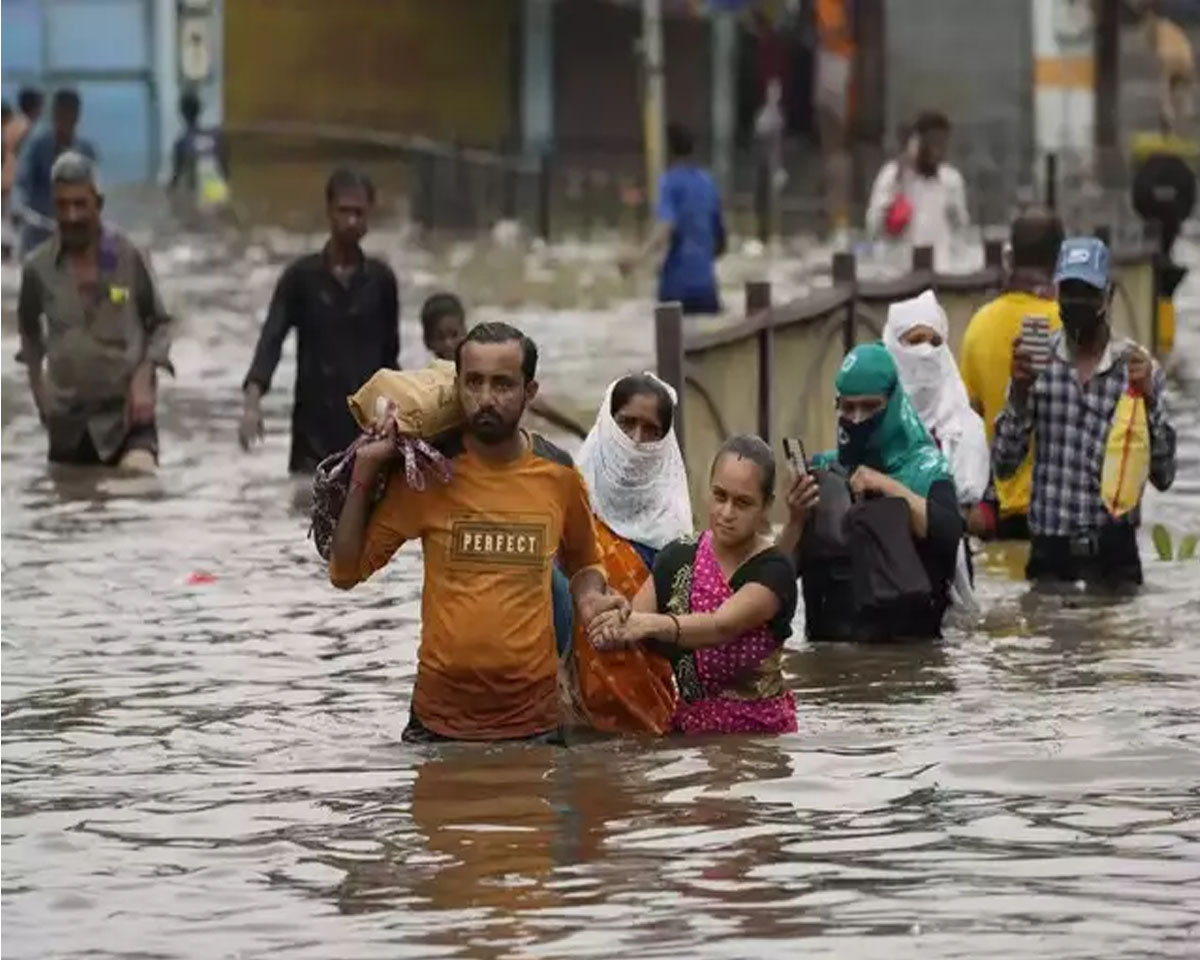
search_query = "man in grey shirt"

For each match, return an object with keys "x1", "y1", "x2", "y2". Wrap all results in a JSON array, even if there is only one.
[{"x1": 17, "y1": 152, "x2": 173, "y2": 472}]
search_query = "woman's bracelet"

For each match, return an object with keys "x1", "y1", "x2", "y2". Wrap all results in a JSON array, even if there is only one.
[{"x1": 666, "y1": 613, "x2": 681, "y2": 647}]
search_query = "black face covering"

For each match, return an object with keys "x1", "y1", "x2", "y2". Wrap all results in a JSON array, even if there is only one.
[{"x1": 1060, "y1": 301, "x2": 1107, "y2": 346}]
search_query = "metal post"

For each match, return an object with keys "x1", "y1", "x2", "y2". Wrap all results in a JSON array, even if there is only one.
[
  {"x1": 1095, "y1": 0, "x2": 1120, "y2": 185},
  {"x1": 711, "y1": 10, "x2": 736, "y2": 194},
  {"x1": 1045, "y1": 152, "x2": 1058, "y2": 212},
  {"x1": 655, "y1": 301, "x2": 685, "y2": 454},
  {"x1": 537, "y1": 150, "x2": 552, "y2": 241},
  {"x1": 911, "y1": 245, "x2": 934, "y2": 272},
  {"x1": 833, "y1": 251, "x2": 857, "y2": 354},
  {"x1": 984, "y1": 238, "x2": 1004, "y2": 270},
  {"x1": 746, "y1": 282, "x2": 773, "y2": 442},
  {"x1": 640, "y1": 0, "x2": 666, "y2": 213}
]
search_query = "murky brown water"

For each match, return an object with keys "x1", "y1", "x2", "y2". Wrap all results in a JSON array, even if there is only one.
[{"x1": 2, "y1": 225, "x2": 1200, "y2": 960}]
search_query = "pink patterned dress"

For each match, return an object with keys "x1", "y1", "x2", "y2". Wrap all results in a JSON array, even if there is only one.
[{"x1": 660, "y1": 531, "x2": 798, "y2": 735}]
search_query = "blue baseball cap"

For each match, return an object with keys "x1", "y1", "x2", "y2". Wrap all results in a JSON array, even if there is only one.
[{"x1": 1054, "y1": 236, "x2": 1111, "y2": 290}]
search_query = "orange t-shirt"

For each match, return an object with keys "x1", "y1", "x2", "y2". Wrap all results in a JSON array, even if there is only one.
[{"x1": 329, "y1": 433, "x2": 603, "y2": 740}]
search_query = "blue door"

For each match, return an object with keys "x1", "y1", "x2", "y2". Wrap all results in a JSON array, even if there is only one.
[{"x1": 2, "y1": 0, "x2": 156, "y2": 184}]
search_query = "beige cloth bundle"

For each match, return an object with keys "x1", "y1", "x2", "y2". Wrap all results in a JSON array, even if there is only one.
[{"x1": 346, "y1": 360, "x2": 465, "y2": 437}]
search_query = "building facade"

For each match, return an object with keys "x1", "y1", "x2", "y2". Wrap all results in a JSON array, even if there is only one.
[{"x1": 0, "y1": 0, "x2": 223, "y2": 185}]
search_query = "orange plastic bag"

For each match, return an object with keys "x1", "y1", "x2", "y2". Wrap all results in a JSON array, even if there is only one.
[
  {"x1": 1101, "y1": 387, "x2": 1151, "y2": 518},
  {"x1": 569, "y1": 523, "x2": 677, "y2": 735},
  {"x1": 347, "y1": 360, "x2": 464, "y2": 437}
]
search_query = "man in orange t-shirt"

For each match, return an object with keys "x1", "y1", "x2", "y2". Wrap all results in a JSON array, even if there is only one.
[{"x1": 329, "y1": 321, "x2": 625, "y2": 742}]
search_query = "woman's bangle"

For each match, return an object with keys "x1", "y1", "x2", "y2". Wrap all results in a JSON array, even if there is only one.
[{"x1": 666, "y1": 613, "x2": 681, "y2": 647}]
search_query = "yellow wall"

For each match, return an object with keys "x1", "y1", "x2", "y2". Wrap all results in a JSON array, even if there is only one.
[{"x1": 225, "y1": 0, "x2": 518, "y2": 146}]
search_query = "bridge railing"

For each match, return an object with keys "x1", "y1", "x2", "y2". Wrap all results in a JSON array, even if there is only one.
[{"x1": 656, "y1": 234, "x2": 1159, "y2": 519}]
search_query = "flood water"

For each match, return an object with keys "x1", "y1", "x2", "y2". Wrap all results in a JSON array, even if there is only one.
[{"x1": 2, "y1": 223, "x2": 1200, "y2": 960}]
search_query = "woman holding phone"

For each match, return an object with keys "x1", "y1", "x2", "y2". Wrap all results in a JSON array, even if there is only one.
[
  {"x1": 780, "y1": 343, "x2": 966, "y2": 641},
  {"x1": 590, "y1": 435, "x2": 798, "y2": 735}
]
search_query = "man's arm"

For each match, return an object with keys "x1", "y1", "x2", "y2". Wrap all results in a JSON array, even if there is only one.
[
  {"x1": 329, "y1": 434, "x2": 414, "y2": 589},
  {"x1": 244, "y1": 267, "x2": 296, "y2": 395},
  {"x1": 992, "y1": 384, "x2": 1034, "y2": 480},
  {"x1": 864, "y1": 161, "x2": 898, "y2": 237},
  {"x1": 17, "y1": 265, "x2": 47, "y2": 422},
  {"x1": 560, "y1": 468, "x2": 627, "y2": 632},
  {"x1": 134, "y1": 251, "x2": 174, "y2": 374},
  {"x1": 14, "y1": 134, "x2": 38, "y2": 214},
  {"x1": 168, "y1": 138, "x2": 185, "y2": 190},
  {"x1": 380, "y1": 265, "x2": 400, "y2": 370},
  {"x1": 1146, "y1": 363, "x2": 1177, "y2": 492},
  {"x1": 240, "y1": 267, "x2": 296, "y2": 447}
]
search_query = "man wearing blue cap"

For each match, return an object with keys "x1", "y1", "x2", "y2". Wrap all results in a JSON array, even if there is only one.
[{"x1": 992, "y1": 236, "x2": 1176, "y2": 587}]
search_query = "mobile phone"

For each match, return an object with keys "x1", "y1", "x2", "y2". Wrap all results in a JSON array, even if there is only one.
[
  {"x1": 783, "y1": 437, "x2": 808, "y2": 476},
  {"x1": 1020, "y1": 314, "x2": 1051, "y2": 374}
]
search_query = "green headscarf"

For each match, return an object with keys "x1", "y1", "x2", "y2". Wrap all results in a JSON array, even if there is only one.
[{"x1": 814, "y1": 343, "x2": 954, "y2": 497}]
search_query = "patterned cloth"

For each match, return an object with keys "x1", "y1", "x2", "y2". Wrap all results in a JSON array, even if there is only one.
[
  {"x1": 670, "y1": 532, "x2": 797, "y2": 736},
  {"x1": 992, "y1": 332, "x2": 1176, "y2": 537},
  {"x1": 309, "y1": 433, "x2": 450, "y2": 561}
]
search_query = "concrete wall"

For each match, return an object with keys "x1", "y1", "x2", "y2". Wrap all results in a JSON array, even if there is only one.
[{"x1": 224, "y1": 0, "x2": 518, "y2": 147}]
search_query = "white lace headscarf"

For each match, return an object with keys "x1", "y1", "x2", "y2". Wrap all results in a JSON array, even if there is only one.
[
  {"x1": 883, "y1": 289, "x2": 990, "y2": 504},
  {"x1": 576, "y1": 374, "x2": 693, "y2": 550}
]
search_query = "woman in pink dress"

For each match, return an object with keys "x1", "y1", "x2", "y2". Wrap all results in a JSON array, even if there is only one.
[{"x1": 589, "y1": 435, "x2": 798, "y2": 735}]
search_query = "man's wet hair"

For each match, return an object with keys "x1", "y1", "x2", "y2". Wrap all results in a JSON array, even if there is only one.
[
  {"x1": 455, "y1": 321, "x2": 538, "y2": 383},
  {"x1": 180, "y1": 89, "x2": 202, "y2": 126},
  {"x1": 51, "y1": 150, "x2": 99, "y2": 191},
  {"x1": 611, "y1": 374, "x2": 674, "y2": 435},
  {"x1": 1010, "y1": 208, "x2": 1065, "y2": 272},
  {"x1": 421, "y1": 292, "x2": 465, "y2": 341},
  {"x1": 325, "y1": 168, "x2": 376, "y2": 206},
  {"x1": 914, "y1": 110, "x2": 950, "y2": 136},
  {"x1": 713, "y1": 434, "x2": 776, "y2": 502},
  {"x1": 52, "y1": 89, "x2": 81, "y2": 114},
  {"x1": 18, "y1": 87, "x2": 43, "y2": 117},
  {"x1": 667, "y1": 122, "x2": 695, "y2": 160}
]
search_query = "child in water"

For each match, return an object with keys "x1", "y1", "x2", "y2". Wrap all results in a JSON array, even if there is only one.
[{"x1": 420, "y1": 293, "x2": 587, "y2": 439}]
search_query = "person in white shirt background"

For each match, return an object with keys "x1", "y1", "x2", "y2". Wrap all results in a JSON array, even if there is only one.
[{"x1": 866, "y1": 110, "x2": 969, "y2": 270}]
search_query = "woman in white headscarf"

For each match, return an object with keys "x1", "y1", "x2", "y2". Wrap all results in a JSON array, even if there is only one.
[
  {"x1": 883, "y1": 289, "x2": 990, "y2": 512},
  {"x1": 884, "y1": 290, "x2": 989, "y2": 616},
  {"x1": 569, "y1": 373, "x2": 693, "y2": 735}
]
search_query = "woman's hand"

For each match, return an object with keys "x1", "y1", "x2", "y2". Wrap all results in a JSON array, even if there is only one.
[
  {"x1": 785, "y1": 470, "x2": 821, "y2": 526},
  {"x1": 589, "y1": 609, "x2": 656, "y2": 651},
  {"x1": 849, "y1": 465, "x2": 900, "y2": 499}
]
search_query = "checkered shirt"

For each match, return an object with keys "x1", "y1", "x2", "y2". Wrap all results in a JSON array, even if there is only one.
[{"x1": 992, "y1": 332, "x2": 1176, "y2": 537}]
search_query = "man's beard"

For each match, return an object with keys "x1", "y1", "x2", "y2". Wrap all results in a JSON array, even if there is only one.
[
  {"x1": 58, "y1": 223, "x2": 93, "y2": 249},
  {"x1": 467, "y1": 407, "x2": 522, "y2": 445}
]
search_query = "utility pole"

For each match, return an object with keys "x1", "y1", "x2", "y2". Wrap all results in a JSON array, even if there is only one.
[{"x1": 641, "y1": 0, "x2": 666, "y2": 212}]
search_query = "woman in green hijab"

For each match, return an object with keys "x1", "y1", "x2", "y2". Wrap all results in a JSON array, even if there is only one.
[{"x1": 778, "y1": 343, "x2": 968, "y2": 640}]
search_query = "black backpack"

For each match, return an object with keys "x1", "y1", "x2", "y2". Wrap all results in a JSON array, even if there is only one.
[
  {"x1": 801, "y1": 465, "x2": 854, "y2": 563},
  {"x1": 845, "y1": 496, "x2": 935, "y2": 631}
]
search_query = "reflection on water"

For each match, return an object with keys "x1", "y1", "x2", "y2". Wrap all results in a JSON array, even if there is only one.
[{"x1": 2, "y1": 226, "x2": 1200, "y2": 959}]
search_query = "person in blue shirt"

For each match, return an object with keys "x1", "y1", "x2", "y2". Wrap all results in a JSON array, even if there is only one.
[
  {"x1": 620, "y1": 123, "x2": 726, "y2": 315},
  {"x1": 168, "y1": 89, "x2": 230, "y2": 214},
  {"x1": 15, "y1": 89, "x2": 96, "y2": 254}
]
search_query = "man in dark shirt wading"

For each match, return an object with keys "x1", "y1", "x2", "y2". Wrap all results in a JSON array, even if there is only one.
[{"x1": 240, "y1": 169, "x2": 400, "y2": 473}]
